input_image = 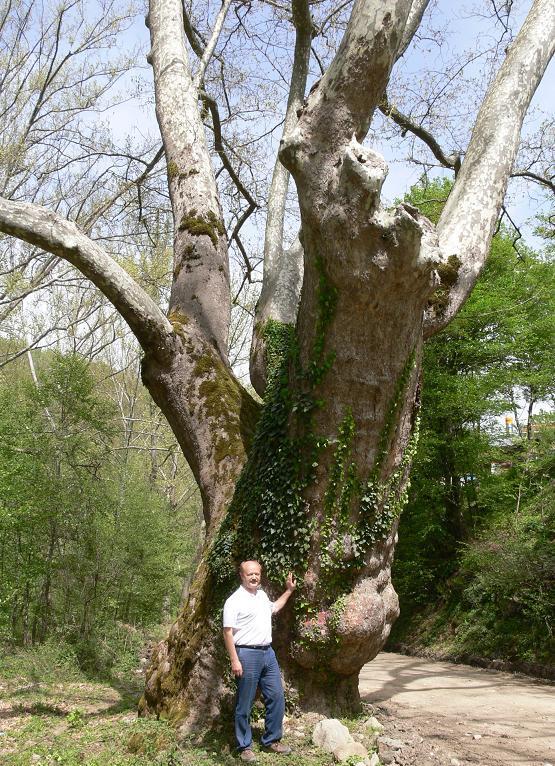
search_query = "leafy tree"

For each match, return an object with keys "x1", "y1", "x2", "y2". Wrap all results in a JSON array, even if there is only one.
[
  {"x1": 0, "y1": 351, "x2": 198, "y2": 669},
  {"x1": 393, "y1": 414, "x2": 555, "y2": 664},
  {"x1": 391, "y1": 179, "x2": 554, "y2": 656},
  {"x1": 0, "y1": 0, "x2": 553, "y2": 724},
  {"x1": 455, "y1": 422, "x2": 554, "y2": 664}
]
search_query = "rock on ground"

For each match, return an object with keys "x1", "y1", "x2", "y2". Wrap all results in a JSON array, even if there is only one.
[{"x1": 313, "y1": 717, "x2": 370, "y2": 763}]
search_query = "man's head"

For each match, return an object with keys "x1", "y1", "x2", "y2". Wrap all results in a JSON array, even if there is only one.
[{"x1": 239, "y1": 560, "x2": 262, "y2": 593}]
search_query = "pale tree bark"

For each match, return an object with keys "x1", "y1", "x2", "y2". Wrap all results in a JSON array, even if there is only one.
[
  {"x1": 263, "y1": 0, "x2": 438, "y2": 707},
  {"x1": 250, "y1": 0, "x2": 432, "y2": 396},
  {"x1": 148, "y1": 0, "x2": 231, "y2": 361},
  {"x1": 249, "y1": 0, "x2": 313, "y2": 395},
  {"x1": 396, "y1": 0, "x2": 430, "y2": 59},
  {"x1": 0, "y1": 0, "x2": 553, "y2": 733},
  {"x1": 0, "y1": 199, "x2": 174, "y2": 354},
  {"x1": 427, "y1": 0, "x2": 555, "y2": 336}
]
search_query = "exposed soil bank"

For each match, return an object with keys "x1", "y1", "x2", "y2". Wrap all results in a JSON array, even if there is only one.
[{"x1": 388, "y1": 641, "x2": 555, "y2": 681}]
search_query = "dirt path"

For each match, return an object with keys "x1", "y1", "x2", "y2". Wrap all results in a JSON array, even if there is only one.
[{"x1": 359, "y1": 652, "x2": 555, "y2": 766}]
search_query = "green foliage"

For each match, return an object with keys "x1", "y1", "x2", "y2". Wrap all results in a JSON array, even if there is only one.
[
  {"x1": 451, "y1": 423, "x2": 554, "y2": 662},
  {"x1": 0, "y1": 640, "x2": 85, "y2": 683},
  {"x1": 319, "y1": 405, "x2": 420, "y2": 591},
  {"x1": 312, "y1": 344, "x2": 420, "y2": 600},
  {"x1": 66, "y1": 708, "x2": 85, "y2": 728},
  {"x1": 211, "y1": 256, "x2": 420, "y2": 626},
  {"x1": 390, "y1": 178, "x2": 555, "y2": 665},
  {"x1": 0, "y1": 350, "x2": 200, "y2": 674}
]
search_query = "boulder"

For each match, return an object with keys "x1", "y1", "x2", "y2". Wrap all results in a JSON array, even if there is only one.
[
  {"x1": 364, "y1": 716, "x2": 384, "y2": 735},
  {"x1": 379, "y1": 736, "x2": 404, "y2": 750},
  {"x1": 313, "y1": 718, "x2": 352, "y2": 752}
]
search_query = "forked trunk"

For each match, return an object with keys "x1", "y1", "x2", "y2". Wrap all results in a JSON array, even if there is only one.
[{"x1": 139, "y1": 145, "x2": 439, "y2": 722}]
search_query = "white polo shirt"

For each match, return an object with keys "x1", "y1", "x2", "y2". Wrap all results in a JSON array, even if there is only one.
[{"x1": 223, "y1": 585, "x2": 274, "y2": 646}]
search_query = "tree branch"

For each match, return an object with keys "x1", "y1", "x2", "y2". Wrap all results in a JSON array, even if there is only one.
[
  {"x1": 248, "y1": 0, "x2": 313, "y2": 394},
  {"x1": 511, "y1": 169, "x2": 555, "y2": 194},
  {"x1": 0, "y1": 197, "x2": 174, "y2": 356},
  {"x1": 193, "y1": 0, "x2": 233, "y2": 88},
  {"x1": 263, "y1": 0, "x2": 312, "y2": 284},
  {"x1": 80, "y1": 146, "x2": 165, "y2": 233},
  {"x1": 379, "y1": 95, "x2": 461, "y2": 171},
  {"x1": 396, "y1": 0, "x2": 431, "y2": 60},
  {"x1": 283, "y1": 0, "x2": 414, "y2": 155},
  {"x1": 27, "y1": 350, "x2": 56, "y2": 429},
  {"x1": 379, "y1": 102, "x2": 554, "y2": 194},
  {"x1": 200, "y1": 88, "x2": 258, "y2": 245},
  {"x1": 148, "y1": 0, "x2": 230, "y2": 361},
  {"x1": 182, "y1": 4, "x2": 206, "y2": 57},
  {"x1": 497, "y1": 204, "x2": 523, "y2": 253},
  {"x1": 426, "y1": 0, "x2": 555, "y2": 337}
]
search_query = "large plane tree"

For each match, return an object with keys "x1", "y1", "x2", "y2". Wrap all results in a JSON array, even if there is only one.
[{"x1": 0, "y1": 0, "x2": 554, "y2": 729}]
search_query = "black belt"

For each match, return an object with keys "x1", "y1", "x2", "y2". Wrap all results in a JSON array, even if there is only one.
[{"x1": 235, "y1": 644, "x2": 272, "y2": 650}]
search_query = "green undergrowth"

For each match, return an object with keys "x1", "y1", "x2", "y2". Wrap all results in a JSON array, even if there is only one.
[
  {"x1": 0, "y1": 650, "x2": 376, "y2": 765},
  {"x1": 0, "y1": 625, "x2": 165, "y2": 688},
  {"x1": 388, "y1": 599, "x2": 555, "y2": 671},
  {"x1": 389, "y1": 505, "x2": 555, "y2": 669}
]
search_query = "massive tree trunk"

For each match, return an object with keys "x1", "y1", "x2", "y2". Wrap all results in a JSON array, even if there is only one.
[
  {"x1": 0, "y1": 0, "x2": 554, "y2": 734},
  {"x1": 139, "y1": 0, "x2": 555, "y2": 726}
]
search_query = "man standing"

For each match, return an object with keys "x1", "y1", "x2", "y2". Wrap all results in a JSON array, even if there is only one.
[{"x1": 223, "y1": 560, "x2": 296, "y2": 762}]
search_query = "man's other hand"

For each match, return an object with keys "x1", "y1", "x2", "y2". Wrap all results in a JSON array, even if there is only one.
[
  {"x1": 285, "y1": 572, "x2": 296, "y2": 592},
  {"x1": 231, "y1": 658, "x2": 243, "y2": 677}
]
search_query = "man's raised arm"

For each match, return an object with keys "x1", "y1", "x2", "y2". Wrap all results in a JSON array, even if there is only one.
[{"x1": 272, "y1": 573, "x2": 296, "y2": 614}]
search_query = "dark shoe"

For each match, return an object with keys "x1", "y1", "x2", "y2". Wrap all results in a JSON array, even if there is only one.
[
  {"x1": 263, "y1": 742, "x2": 292, "y2": 754},
  {"x1": 239, "y1": 748, "x2": 258, "y2": 762}
]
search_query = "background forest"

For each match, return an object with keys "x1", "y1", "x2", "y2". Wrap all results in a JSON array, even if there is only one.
[
  {"x1": 1, "y1": 179, "x2": 553, "y2": 679},
  {"x1": 390, "y1": 181, "x2": 555, "y2": 669},
  {"x1": 0, "y1": 0, "x2": 553, "y2": 762},
  {"x1": 0, "y1": 342, "x2": 201, "y2": 676}
]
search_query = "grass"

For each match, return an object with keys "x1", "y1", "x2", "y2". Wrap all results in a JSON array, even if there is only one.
[{"x1": 0, "y1": 649, "x2": 376, "y2": 766}]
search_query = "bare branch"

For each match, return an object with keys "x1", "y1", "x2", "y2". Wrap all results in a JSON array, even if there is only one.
[
  {"x1": 193, "y1": 0, "x2": 234, "y2": 88},
  {"x1": 149, "y1": 0, "x2": 230, "y2": 360},
  {"x1": 427, "y1": 0, "x2": 555, "y2": 337},
  {"x1": 79, "y1": 146, "x2": 166, "y2": 233},
  {"x1": 200, "y1": 88, "x2": 258, "y2": 246},
  {"x1": 0, "y1": 264, "x2": 71, "y2": 309},
  {"x1": 396, "y1": 0, "x2": 431, "y2": 60},
  {"x1": 248, "y1": 0, "x2": 313, "y2": 394},
  {"x1": 379, "y1": 94, "x2": 461, "y2": 171},
  {"x1": 182, "y1": 5, "x2": 206, "y2": 57},
  {"x1": 511, "y1": 169, "x2": 555, "y2": 194},
  {"x1": 26, "y1": 350, "x2": 56, "y2": 429},
  {"x1": 379, "y1": 101, "x2": 554, "y2": 194},
  {"x1": 498, "y1": 204, "x2": 523, "y2": 254},
  {"x1": 0, "y1": 255, "x2": 61, "y2": 323},
  {"x1": 0, "y1": 197, "x2": 174, "y2": 355},
  {"x1": 316, "y1": 0, "x2": 353, "y2": 35}
]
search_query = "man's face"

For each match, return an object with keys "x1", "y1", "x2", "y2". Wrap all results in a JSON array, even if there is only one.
[{"x1": 240, "y1": 561, "x2": 262, "y2": 593}]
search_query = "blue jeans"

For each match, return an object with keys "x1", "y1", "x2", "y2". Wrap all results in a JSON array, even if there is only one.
[{"x1": 235, "y1": 646, "x2": 285, "y2": 751}]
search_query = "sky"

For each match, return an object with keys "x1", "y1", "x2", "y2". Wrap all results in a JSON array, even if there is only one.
[
  {"x1": 112, "y1": 0, "x2": 553, "y2": 249},
  {"x1": 379, "y1": 0, "x2": 554, "y2": 245}
]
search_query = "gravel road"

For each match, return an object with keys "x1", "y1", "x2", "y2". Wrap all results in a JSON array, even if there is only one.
[{"x1": 359, "y1": 652, "x2": 555, "y2": 766}]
